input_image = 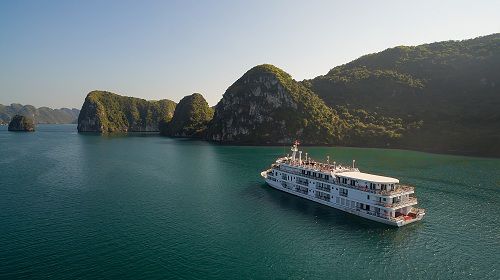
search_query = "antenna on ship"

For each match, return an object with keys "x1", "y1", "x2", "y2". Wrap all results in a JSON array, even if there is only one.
[
  {"x1": 299, "y1": 151, "x2": 302, "y2": 165},
  {"x1": 352, "y1": 159, "x2": 356, "y2": 169},
  {"x1": 327, "y1": 155, "x2": 330, "y2": 165},
  {"x1": 305, "y1": 152, "x2": 308, "y2": 162}
]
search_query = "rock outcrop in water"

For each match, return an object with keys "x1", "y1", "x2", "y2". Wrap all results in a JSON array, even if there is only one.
[
  {"x1": 78, "y1": 91, "x2": 176, "y2": 133},
  {"x1": 8, "y1": 115, "x2": 35, "y2": 131},
  {"x1": 205, "y1": 64, "x2": 351, "y2": 144},
  {"x1": 159, "y1": 93, "x2": 214, "y2": 138}
]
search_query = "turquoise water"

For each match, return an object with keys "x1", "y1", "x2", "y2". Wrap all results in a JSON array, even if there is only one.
[{"x1": 0, "y1": 125, "x2": 499, "y2": 279}]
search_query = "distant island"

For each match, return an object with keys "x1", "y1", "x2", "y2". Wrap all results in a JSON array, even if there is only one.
[
  {"x1": 77, "y1": 33, "x2": 500, "y2": 157},
  {"x1": 0, "y1": 103, "x2": 80, "y2": 125},
  {"x1": 8, "y1": 115, "x2": 35, "y2": 132},
  {"x1": 77, "y1": 91, "x2": 176, "y2": 132}
]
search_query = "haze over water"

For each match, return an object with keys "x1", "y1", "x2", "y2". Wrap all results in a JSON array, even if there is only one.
[{"x1": 0, "y1": 125, "x2": 499, "y2": 279}]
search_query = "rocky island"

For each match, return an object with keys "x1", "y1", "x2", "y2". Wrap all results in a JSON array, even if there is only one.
[
  {"x1": 305, "y1": 33, "x2": 500, "y2": 156},
  {"x1": 76, "y1": 34, "x2": 500, "y2": 157},
  {"x1": 206, "y1": 64, "x2": 350, "y2": 144},
  {"x1": 160, "y1": 93, "x2": 213, "y2": 138},
  {"x1": 8, "y1": 115, "x2": 35, "y2": 132},
  {"x1": 78, "y1": 91, "x2": 176, "y2": 133}
]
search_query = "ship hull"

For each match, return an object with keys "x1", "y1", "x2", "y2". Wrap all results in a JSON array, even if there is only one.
[{"x1": 262, "y1": 172, "x2": 423, "y2": 227}]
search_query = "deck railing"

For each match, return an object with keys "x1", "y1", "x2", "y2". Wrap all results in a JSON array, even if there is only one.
[{"x1": 374, "y1": 197, "x2": 418, "y2": 209}]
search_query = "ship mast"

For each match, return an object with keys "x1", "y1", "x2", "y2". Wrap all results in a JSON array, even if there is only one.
[{"x1": 290, "y1": 140, "x2": 300, "y2": 163}]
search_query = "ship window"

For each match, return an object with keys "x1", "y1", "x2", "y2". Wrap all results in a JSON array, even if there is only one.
[
  {"x1": 367, "y1": 195, "x2": 370, "y2": 200},
  {"x1": 325, "y1": 175, "x2": 329, "y2": 180},
  {"x1": 339, "y1": 188, "x2": 348, "y2": 197}
]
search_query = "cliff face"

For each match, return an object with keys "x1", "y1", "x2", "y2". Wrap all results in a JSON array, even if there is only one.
[
  {"x1": 160, "y1": 93, "x2": 213, "y2": 138},
  {"x1": 205, "y1": 64, "x2": 347, "y2": 144},
  {"x1": 8, "y1": 115, "x2": 35, "y2": 131},
  {"x1": 77, "y1": 91, "x2": 176, "y2": 133}
]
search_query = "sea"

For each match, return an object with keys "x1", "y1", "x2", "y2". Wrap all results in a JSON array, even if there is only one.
[{"x1": 0, "y1": 124, "x2": 499, "y2": 279}]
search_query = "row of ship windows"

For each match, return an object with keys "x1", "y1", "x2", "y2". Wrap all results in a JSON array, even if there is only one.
[
  {"x1": 336, "y1": 197, "x2": 386, "y2": 213},
  {"x1": 273, "y1": 171, "x2": 389, "y2": 202},
  {"x1": 277, "y1": 170, "x2": 395, "y2": 191},
  {"x1": 279, "y1": 180, "x2": 386, "y2": 214},
  {"x1": 300, "y1": 169, "x2": 330, "y2": 180}
]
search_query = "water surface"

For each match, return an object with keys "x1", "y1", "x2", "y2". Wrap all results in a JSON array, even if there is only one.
[{"x1": 0, "y1": 125, "x2": 499, "y2": 279}]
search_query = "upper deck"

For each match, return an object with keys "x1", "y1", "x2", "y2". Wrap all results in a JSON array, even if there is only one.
[
  {"x1": 339, "y1": 171, "x2": 398, "y2": 184},
  {"x1": 276, "y1": 157, "x2": 413, "y2": 196}
]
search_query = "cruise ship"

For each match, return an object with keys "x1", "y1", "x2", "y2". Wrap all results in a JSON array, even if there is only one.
[{"x1": 261, "y1": 141, "x2": 425, "y2": 226}]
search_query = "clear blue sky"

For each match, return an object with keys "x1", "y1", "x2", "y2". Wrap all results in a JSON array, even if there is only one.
[{"x1": 1, "y1": 0, "x2": 499, "y2": 109}]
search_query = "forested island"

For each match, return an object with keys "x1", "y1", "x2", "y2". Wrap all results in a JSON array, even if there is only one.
[
  {"x1": 77, "y1": 33, "x2": 500, "y2": 157},
  {"x1": 77, "y1": 91, "x2": 176, "y2": 132}
]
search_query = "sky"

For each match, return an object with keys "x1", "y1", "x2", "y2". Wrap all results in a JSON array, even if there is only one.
[{"x1": 1, "y1": 0, "x2": 499, "y2": 109}]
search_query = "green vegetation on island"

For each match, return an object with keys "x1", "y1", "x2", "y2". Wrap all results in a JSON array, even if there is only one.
[
  {"x1": 8, "y1": 115, "x2": 35, "y2": 131},
  {"x1": 76, "y1": 34, "x2": 500, "y2": 157},
  {"x1": 206, "y1": 64, "x2": 402, "y2": 145},
  {"x1": 305, "y1": 33, "x2": 500, "y2": 156},
  {"x1": 159, "y1": 93, "x2": 214, "y2": 138},
  {"x1": 78, "y1": 91, "x2": 176, "y2": 132}
]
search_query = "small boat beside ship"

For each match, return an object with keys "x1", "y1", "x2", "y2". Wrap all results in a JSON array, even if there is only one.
[{"x1": 261, "y1": 141, "x2": 425, "y2": 226}]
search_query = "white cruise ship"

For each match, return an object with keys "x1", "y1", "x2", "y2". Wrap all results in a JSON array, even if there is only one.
[{"x1": 261, "y1": 141, "x2": 425, "y2": 227}]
